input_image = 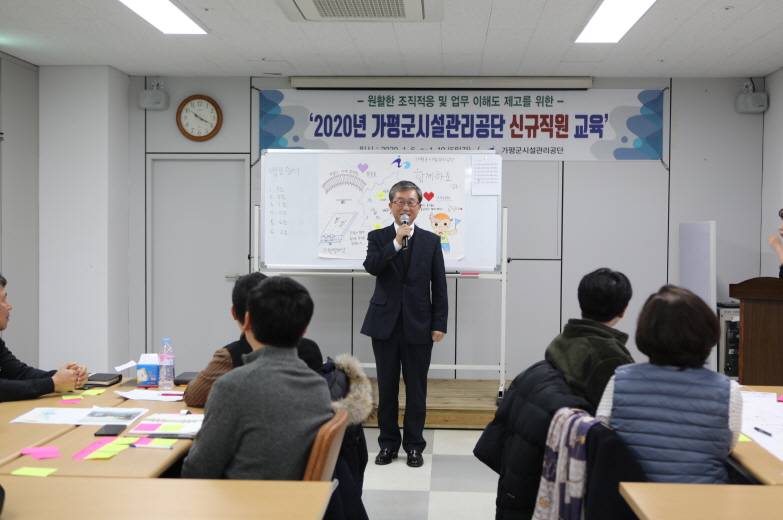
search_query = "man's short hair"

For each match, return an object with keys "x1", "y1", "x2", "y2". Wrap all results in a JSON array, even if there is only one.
[
  {"x1": 389, "y1": 180, "x2": 422, "y2": 203},
  {"x1": 636, "y1": 285, "x2": 719, "y2": 369},
  {"x1": 232, "y1": 272, "x2": 267, "y2": 325},
  {"x1": 246, "y1": 276, "x2": 314, "y2": 348},
  {"x1": 578, "y1": 268, "x2": 632, "y2": 322},
  {"x1": 0, "y1": 274, "x2": 6, "y2": 288}
]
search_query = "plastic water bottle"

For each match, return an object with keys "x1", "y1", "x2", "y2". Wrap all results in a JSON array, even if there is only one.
[{"x1": 159, "y1": 338, "x2": 175, "y2": 390}]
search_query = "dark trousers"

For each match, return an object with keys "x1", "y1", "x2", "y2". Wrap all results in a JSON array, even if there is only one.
[{"x1": 372, "y1": 317, "x2": 433, "y2": 453}]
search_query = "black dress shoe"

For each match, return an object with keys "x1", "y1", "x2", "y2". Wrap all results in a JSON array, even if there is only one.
[
  {"x1": 406, "y1": 450, "x2": 424, "y2": 467},
  {"x1": 375, "y1": 448, "x2": 398, "y2": 465}
]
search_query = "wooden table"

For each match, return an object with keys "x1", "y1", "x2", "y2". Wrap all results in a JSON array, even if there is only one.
[
  {"x1": 730, "y1": 385, "x2": 783, "y2": 484},
  {"x1": 0, "y1": 386, "x2": 126, "y2": 466},
  {"x1": 0, "y1": 388, "x2": 198, "y2": 478},
  {"x1": 620, "y1": 482, "x2": 783, "y2": 520},
  {"x1": 0, "y1": 476, "x2": 333, "y2": 520}
]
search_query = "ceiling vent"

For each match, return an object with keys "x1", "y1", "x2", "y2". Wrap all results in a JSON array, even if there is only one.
[{"x1": 275, "y1": 0, "x2": 443, "y2": 22}]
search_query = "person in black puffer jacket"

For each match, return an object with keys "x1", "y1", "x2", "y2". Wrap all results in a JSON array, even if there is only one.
[
  {"x1": 474, "y1": 360, "x2": 594, "y2": 520},
  {"x1": 318, "y1": 354, "x2": 374, "y2": 520}
]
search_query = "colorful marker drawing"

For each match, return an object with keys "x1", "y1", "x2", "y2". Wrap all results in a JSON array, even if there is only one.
[{"x1": 430, "y1": 213, "x2": 460, "y2": 253}]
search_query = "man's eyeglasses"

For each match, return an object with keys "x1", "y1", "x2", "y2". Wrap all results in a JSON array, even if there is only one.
[{"x1": 391, "y1": 201, "x2": 421, "y2": 208}]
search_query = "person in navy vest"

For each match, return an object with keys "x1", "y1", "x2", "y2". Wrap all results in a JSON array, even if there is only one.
[
  {"x1": 361, "y1": 180, "x2": 447, "y2": 468},
  {"x1": 596, "y1": 285, "x2": 742, "y2": 483}
]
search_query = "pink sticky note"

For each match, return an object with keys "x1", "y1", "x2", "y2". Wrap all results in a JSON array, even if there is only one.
[
  {"x1": 777, "y1": 395, "x2": 783, "y2": 402},
  {"x1": 30, "y1": 452, "x2": 62, "y2": 460},
  {"x1": 133, "y1": 423, "x2": 162, "y2": 432},
  {"x1": 72, "y1": 438, "x2": 115, "y2": 460},
  {"x1": 21, "y1": 446, "x2": 62, "y2": 460},
  {"x1": 59, "y1": 398, "x2": 82, "y2": 404},
  {"x1": 130, "y1": 437, "x2": 154, "y2": 445}
]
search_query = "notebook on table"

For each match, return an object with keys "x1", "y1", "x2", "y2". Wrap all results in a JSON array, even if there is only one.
[
  {"x1": 86, "y1": 373, "x2": 122, "y2": 387},
  {"x1": 173, "y1": 371, "x2": 199, "y2": 386}
]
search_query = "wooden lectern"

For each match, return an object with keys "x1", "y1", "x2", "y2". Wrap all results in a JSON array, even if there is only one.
[{"x1": 728, "y1": 277, "x2": 783, "y2": 385}]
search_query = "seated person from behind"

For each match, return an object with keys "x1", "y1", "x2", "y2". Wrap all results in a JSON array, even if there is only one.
[
  {"x1": 181, "y1": 276, "x2": 334, "y2": 480},
  {"x1": 0, "y1": 274, "x2": 87, "y2": 401},
  {"x1": 183, "y1": 271, "x2": 323, "y2": 407},
  {"x1": 545, "y1": 267, "x2": 635, "y2": 408},
  {"x1": 597, "y1": 285, "x2": 741, "y2": 484}
]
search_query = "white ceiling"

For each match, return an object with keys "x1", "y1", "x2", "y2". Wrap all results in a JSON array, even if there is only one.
[{"x1": 1, "y1": 0, "x2": 783, "y2": 78}]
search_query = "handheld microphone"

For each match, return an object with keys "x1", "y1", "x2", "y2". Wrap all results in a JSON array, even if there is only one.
[{"x1": 401, "y1": 215, "x2": 409, "y2": 250}]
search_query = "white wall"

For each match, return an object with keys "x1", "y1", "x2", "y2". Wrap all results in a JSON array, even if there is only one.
[
  {"x1": 145, "y1": 77, "x2": 250, "y2": 155},
  {"x1": 762, "y1": 69, "x2": 783, "y2": 276},
  {"x1": 39, "y1": 66, "x2": 129, "y2": 371},
  {"x1": 669, "y1": 78, "x2": 764, "y2": 301},
  {"x1": 0, "y1": 54, "x2": 39, "y2": 365}
]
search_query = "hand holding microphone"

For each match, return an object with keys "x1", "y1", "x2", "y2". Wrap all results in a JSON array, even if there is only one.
[{"x1": 400, "y1": 214, "x2": 410, "y2": 250}]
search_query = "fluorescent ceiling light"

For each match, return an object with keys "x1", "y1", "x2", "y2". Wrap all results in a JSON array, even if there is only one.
[
  {"x1": 290, "y1": 76, "x2": 593, "y2": 90},
  {"x1": 118, "y1": 0, "x2": 207, "y2": 34},
  {"x1": 576, "y1": 0, "x2": 656, "y2": 43}
]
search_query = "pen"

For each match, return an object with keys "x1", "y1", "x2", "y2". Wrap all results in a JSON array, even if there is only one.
[
  {"x1": 754, "y1": 427, "x2": 773, "y2": 437},
  {"x1": 161, "y1": 393, "x2": 183, "y2": 396},
  {"x1": 130, "y1": 444, "x2": 173, "y2": 449}
]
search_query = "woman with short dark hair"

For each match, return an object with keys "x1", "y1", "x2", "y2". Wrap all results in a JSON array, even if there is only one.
[
  {"x1": 596, "y1": 285, "x2": 742, "y2": 484},
  {"x1": 766, "y1": 208, "x2": 783, "y2": 278}
]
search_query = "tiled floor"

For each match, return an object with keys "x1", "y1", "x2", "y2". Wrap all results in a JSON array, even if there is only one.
[{"x1": 361, "y1": 427, "x2": 498, "y2": 520}]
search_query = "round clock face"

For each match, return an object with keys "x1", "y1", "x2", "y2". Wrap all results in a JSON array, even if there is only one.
[{"x1": 176, "y1": 95, "x2": 223, "y2": 141}]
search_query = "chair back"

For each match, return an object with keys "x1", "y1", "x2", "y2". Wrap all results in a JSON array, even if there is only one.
[{"x1": 303, "y1": 408, "x2": 349, "y2": 481}]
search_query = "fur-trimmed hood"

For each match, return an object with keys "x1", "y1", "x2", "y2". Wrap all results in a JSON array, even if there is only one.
[{"x1": 327, "y1": 354, "x2": 374, "y2": 427}]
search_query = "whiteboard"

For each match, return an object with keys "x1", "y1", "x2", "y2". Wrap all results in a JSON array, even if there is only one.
[{"x1": 259, "y1": 150, "x2": 502, "y2": 271}]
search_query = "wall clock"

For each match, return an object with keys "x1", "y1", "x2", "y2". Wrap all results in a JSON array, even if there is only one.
[{"x1": 176, "y1": 95, "x2": 223, "y2": 141}]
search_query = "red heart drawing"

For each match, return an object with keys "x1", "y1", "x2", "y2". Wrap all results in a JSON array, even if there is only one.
[{"x1": 423, "y1": 192, "x2": 434, "y2": 201}]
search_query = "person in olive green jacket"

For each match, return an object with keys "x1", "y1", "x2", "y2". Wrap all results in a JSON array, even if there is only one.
[{"x1": 545, "y1": 268, "x2": 635, "y2": 409}]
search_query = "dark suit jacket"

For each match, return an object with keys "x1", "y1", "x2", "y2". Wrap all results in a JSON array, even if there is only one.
[{"x1": 360, "y1": 224, "x2": 447, "y2": 344}]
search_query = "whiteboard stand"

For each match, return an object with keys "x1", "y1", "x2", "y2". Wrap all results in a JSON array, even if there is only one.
[{"x1": 253, "y1": 207, "x2": 510, "y2": 405}]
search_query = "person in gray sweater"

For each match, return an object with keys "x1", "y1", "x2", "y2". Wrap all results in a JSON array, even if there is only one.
[{"x1": 182, "y1": 276, "x2": 334, "y2": 480}]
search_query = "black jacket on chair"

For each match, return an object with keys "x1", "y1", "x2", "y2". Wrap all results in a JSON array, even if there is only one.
[
  {"x1": 584, "y1": 422, "x2": 645, "y2": 520},
  {"x1": 318, "y1": 355, "x2": 374, "y2": 520},
  {"x1": 474, "y1": 360, "x2": 594, "y2": 520}
]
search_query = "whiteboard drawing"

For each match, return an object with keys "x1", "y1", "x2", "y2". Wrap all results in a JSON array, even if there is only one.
[
  {"x1": 429, "y1": 213, "x2": 461, "y2": 254},
  {"x1": 322, "y1": 174, "x2": 366, "y2": 194},
  {"x1": 318, "y1": 154, "x2": 466, "y2": 259},
  {"x1": 320, "y1": 212, "x2": 357, "y2": 245}
]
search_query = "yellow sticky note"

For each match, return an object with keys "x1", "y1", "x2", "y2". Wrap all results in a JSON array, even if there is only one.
[
  {"x1": 81, "y1": 389, "x2": 106, "y2": 395},
  {"x1": 377, "y1": 191, "x2": 385, "y2": 200},
  {"x1": 149, "y1": 438, "x2": 178, "y2": 446},
  {"x1": 61, "y1": 394, "x2": 83, "y2": 399},
  {"x1": 85, "y1": 451, "x2": 116, "y2": 460},
  {"x1": 739, "y1": 433, "x2": 752, "y2": 442},
  {"x1": 97, "y1": 444, "x2": 129, "y2": 453},
  {"x1": 12, "y1": 467, "x2": 57, "y2": 477},
  {"x1": 111, "y1": 437, "x2": 139, "y2": 445},
  {"x1": 373, "y1": 223, "x2": 382, "y2": 229},
  {"x1": 158, "y1": 424, "x2": 184, "y2": 432}
]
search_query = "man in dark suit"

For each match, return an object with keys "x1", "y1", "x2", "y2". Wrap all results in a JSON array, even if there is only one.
[{"x1": 361, "y1": 180, "x2": 447, "y2": 468}]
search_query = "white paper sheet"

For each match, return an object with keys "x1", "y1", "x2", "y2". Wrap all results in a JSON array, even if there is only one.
[
  {"x1": 115, "y1": 389, "x2": 184, "y2": 402},
  {"x1": 75, "y1": 407, "x2": 149, "y2": 425},
  {"x1": 11, "y1": 407, "x2": 92, "y2": 425},
  {"x1": 471, "y1": 154, "x2": 501, "y2": 196},
  {"x1": 740, "y1": 391, "x2": 783, "y2": 461}
]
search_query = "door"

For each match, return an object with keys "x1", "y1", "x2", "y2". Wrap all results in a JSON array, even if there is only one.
[{"x1": 147, "y1": 155, "x2": 250, "y2": 372}]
